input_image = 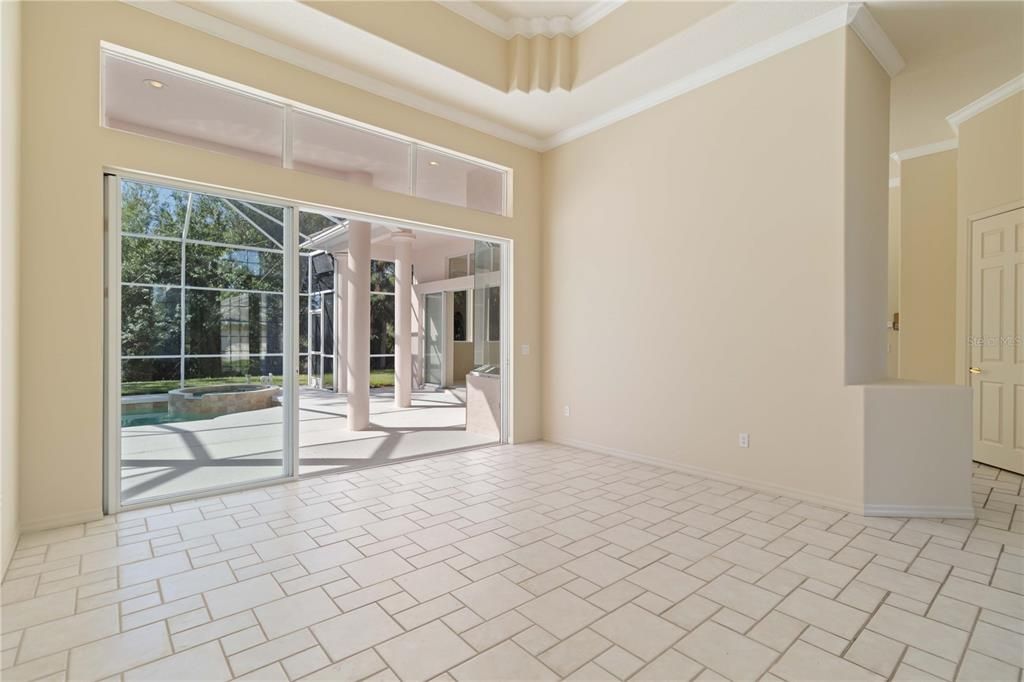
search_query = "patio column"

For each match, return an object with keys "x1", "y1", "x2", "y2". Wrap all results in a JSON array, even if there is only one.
[
  {"x1": 393, "y1": 230, "x2": 415, "y2": 408},
  {"x1": 346, "y1": 221, "x2": 371, "y2": 430},
  {"x1": 332, "y1": 251, "x2": 348, "y2": 394}
]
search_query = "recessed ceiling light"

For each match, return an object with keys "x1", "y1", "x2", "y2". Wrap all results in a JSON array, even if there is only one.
[
  {"x1": 144, "y1": 79, "x2": 165, "y2": 89},
  {"x1": 428, "y1": 160, "x2": 439, "y2": 166}
]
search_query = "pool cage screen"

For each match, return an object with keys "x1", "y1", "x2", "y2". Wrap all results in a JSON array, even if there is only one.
[{"x1": 117, "y1": 178, "x2": 395, "y2": 396}]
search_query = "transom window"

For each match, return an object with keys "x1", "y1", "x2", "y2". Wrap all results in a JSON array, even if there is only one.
[{"x1": 101, "y1": 44, "x2": 510, "y2": 216}]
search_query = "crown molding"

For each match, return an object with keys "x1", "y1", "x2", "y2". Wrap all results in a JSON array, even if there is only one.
[
  {"x1": 946, "y1": 73, "x2": 1024, "y2": 133},
  {"x1": 890, "y1": 138, "x2": 958, "y2": 163},
  {"x1": 437, "y1": 1, "x2": 511, "y2": 37},
  {"x1": 570, "y1": 1, "x2": 627, "y2": 35},
  {"x1": 846, "y1": 3, "x2": 905, "y2": 77},
  {"x1": 439, "y1": 1, "x2": 625, "y2": 38},
  {"x1": 507, "y1": 15, "x2": 572, "y2": 38}
]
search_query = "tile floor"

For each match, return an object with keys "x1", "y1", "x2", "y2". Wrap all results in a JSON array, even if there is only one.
[{"x1": 2, "y1": 443, "x2": 1022, "y2": 681}]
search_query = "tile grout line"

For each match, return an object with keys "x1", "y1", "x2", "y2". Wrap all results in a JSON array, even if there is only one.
[{"x1": 4, "y1": 452, "x2": 1022, "y2": 681}]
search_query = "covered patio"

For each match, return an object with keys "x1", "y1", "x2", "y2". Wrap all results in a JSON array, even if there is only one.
[{"x1": 120, "y1": 387, "x2": 495, "y2": 505}]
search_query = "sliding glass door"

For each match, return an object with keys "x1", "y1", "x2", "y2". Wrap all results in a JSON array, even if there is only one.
[
  {"x1": 109, "y1": 177, "x2": 293, "y2": 507},
  {"x1": 106, "y1": 173, "x2": 510, "y2": 510}
]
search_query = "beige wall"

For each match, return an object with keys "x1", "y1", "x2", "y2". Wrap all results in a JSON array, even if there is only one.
[
  {"x1": 957, "y1": 93, "x2": 1024, "y2": 220},
  {"x1": 282, "y1": 1, "x2": 508, "y2": 91},
  {"x1": 843, "y1": 31, "x2": 891, "y2": 385},
  {"x1": 955, "y1": 92, "x2": 1024, "y2": 382},
  {"x1": 18, "y1": 1, "x2": 542, "y2": 531},
  {"x1": 1, "y1": 0, "x2": 21, "y2": 572},
  {"x1": 899, "y1": 150, "x2": 958, "y2": 383},
  {"x1": 542, "y1": 29, "x2": 882, "y2": 510}
]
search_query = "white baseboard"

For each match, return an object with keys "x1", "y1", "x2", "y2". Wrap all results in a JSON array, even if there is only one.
[
  {"x1": 549, "y1": 438, "x2": 979, "y2": 521},
  {"x1": 547, "y1": 437, "x2": 865, "y2": 515},
  {"x1": 19, "y1": 509, "x2": 104, "y2": 535},
  {"x1": 864, "y1": 505, "x2": 975, "y2": 520}
]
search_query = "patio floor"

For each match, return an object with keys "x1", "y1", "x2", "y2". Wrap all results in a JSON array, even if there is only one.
[{"x1": 120, "y1": 388, "x2": 495, "y2": 505}]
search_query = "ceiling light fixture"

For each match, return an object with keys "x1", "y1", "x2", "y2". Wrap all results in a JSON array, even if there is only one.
[
  {"x1": 144, "y1": 79, "x2": 165, "y2": 89},
  {"x1": 428, "y1": 160, "x2": 439, "y2": 166}
]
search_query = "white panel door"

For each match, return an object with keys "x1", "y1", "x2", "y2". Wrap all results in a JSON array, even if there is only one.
[{"x1": 971, "y1": 207, "x2": 1024, "y2": 474}]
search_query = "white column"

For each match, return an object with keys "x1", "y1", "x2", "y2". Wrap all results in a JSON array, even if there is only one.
[
  {"x1": 332, "y1": 252, "x2": 347, "y2": 394},
  {"x1": 346, "y1": 221, "x2": 371, "y2": 430},
  {"x1": 393, "y1": 231, "x2": 415, "y2": 407}
]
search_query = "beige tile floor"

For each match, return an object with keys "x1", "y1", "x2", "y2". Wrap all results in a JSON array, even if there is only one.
[{"x1": 2, "y1": 443, "x2": 1022, "y2": 681}]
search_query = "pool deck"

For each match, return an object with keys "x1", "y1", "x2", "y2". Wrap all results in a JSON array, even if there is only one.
[{"x1": 120, "y1": 387, "x2": 495, "y2": 505}]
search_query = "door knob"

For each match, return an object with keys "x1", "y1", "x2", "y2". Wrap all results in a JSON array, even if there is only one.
[{"x1": 969, "y1": 367, "x2": 982, "y2": 375}]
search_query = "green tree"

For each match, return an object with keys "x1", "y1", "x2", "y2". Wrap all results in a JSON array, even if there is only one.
[
  {"x1": 120, "y1": 181, "x2": 284, "y2": 386},
  {"x1": 370, "y1": 260, "x2": 395, "y2": 370}
]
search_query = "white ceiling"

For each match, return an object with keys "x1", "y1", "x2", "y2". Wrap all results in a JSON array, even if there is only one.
[
  {"x1": 867, "y1": 1, "x2": 1023, "y2": 67},
  {"x1": 308, "y1": 220, "x2": 478, "y2": 257},
  {"x1": 480, "y1": 1, "x2": 604, "y2": 21}
]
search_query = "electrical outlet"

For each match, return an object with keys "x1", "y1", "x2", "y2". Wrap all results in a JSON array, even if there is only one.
[
  {"x1": 521, "y1": 344, "x2": 530, "y2": 355},
  {"x1": 563, "y1": 405, "x2": 570, "y2": 417},
  {"x1": 738, "y1": 433, "x2": 750, "y2": 448}
]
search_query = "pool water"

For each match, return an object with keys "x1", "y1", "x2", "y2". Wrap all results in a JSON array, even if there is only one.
[{"x1": 121, "y1": 410, "x2": 200, "y2": 428}]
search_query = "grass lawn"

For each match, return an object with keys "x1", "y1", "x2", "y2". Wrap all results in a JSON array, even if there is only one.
[
  {"x1": 369, "y1": 370, "x2": 394, "y2": 387},
  {"x1": 122, "y1": 371, "x2": 395, "y2": 396}
]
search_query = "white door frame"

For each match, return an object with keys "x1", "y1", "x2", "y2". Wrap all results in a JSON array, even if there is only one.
[
  {"x1": 102, "y1": 175, "x2": 123, "y2": 514},
  {"x1": 956, "y1": 200, "x2": 1024, "y2": 470},
  {"x1": 103, "y1": 169, "x2": 512, "y2": 514},
  {"x1": 957, "y1": 200, "x2": 1024, "y2": 385}
]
